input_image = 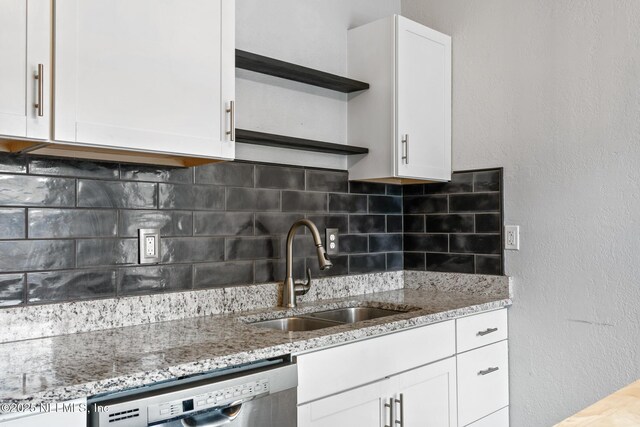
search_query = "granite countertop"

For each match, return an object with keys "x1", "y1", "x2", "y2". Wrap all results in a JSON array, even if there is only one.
[{"x1": 0, "y1": 284, "x2": 511, "y2": 409}]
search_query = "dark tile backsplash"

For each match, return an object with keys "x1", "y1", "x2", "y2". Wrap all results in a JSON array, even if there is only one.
[
  {"x1": 0, "y1": 152, "x2": 504, "y2": 308},
  {"x1": 403, "y1": 168, "x2": 504, "y2": 276}
]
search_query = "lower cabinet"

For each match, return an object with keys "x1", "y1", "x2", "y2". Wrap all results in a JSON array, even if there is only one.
[
  {"x1": 466, "y1": 407, "x2": 509, "y2": 427},
  {"x1": 0, "y1": 398, "x2": 86, "y2": 427},
  {"x1": 298, "y1": 357, "x2": 457, "y2": 427}
]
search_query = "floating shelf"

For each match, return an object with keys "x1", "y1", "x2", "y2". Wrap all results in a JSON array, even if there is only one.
[
  {"x1": 236, "y1": 49, "x2": 370, "y2": 93},
  {"x1": 235, "y1": 129, "x2": 368, "y2": 155}
]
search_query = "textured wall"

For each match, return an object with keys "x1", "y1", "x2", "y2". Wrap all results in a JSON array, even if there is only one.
[
  {"x1": 235, "y1": 0, "x2": 401, "y2": 169},
  {"x1": 402, "y1": 1, "x2": 640, "y2": 425},
  {"x1": 0, "y1": 154, "x2": 403, "y2": 308}
]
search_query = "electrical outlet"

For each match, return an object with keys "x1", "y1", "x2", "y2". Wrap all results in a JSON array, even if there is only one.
[
  {"x1": 326, "y1": 228, "x2": 339, "y2": 255},
  {"x1": 504, "y1": 225, "x2": 520, "y2": 250},
  {"x1": 139, "y1": 228, "x2": 161, "y2": 264}
]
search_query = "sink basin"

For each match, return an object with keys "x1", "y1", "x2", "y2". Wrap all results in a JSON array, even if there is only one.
[
  {"x1": 307, "y1": 307, "x2": 406, "y2": 323},
  {"x1": 250, "y1": 316, "x2": 342, "y2": 332}
]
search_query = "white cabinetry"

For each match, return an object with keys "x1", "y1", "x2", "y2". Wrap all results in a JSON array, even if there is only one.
[
  {"x1": 456, "y1": 309, "x2": 510, "y2": 426},
  {"x1": 0, "y1": 399, "x2": 86, "y2": 427},
  {"x1": 347, "y1": 15, "x2": 451, "y2": 184},
  {"x1": 0, "y1": 0, "x2": 51, "y2": 140},
  {"x1": 53, "y1": 0, "x2": 235, "y2": 161}
]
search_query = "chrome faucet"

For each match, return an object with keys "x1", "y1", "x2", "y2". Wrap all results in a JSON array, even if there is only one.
[{"x1": 282, "y1": 219, "x2": 332, "y2": 308}]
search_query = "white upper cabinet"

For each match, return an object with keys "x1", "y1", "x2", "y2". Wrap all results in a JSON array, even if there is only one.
[
  {"x1": 0, "y1": 0, "x2": 51, "y2": 140},
  {"x1": 53, "y1": 0, "x2": 235, "y2": 160},
  {"x1": 347, "y1": 15, "x2": 451, "y2": 183}
]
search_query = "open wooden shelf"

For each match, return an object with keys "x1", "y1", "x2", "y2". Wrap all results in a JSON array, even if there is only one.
[
  {"x1": 236, "y1": 49, "x2": 369, "y2": 93},
  {"x1": 235, "y1": 129, "x2": 368, "y2": 155}
]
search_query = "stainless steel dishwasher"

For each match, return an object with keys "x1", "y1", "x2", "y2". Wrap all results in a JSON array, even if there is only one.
[{"x1": 88, "y1": 357, "x2": 297, "y2": 427}]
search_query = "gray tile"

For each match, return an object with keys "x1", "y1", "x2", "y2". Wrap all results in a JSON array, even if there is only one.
[
  {"x1": 27, "y1": 269, "x2": 116, "y2": 303},
  {"x1": 120, "y1": 164, "x2": 192, "y2": 184},
  {"x1": 386, "y1": 185, "x2": 402, "y2": 196},
  {"x1": 0, "y1": 175, "x2": 75, "y2": 207},
  {"x1": 282, "y1": 191, "x2": 327, "y2": 213},
  {"x1": 28, "y1": 157, "x2": 119, "y2": 179},
  {"x1": 475, "y1": 213, "x2": 501, "y2": 233},
  {"x1": 386, "y1": 215, "x2": 403, "y2": 233},
  {"x1": 0, "y1": 274, "x2": 25, "y2": 307},
  {"x1": 349, "y1": 253, "x2": 386, "y2": 274},
  {"x1": 194, "y1": 212, "x2": 253, "y2": 236},
  {"x1": 449, "y1": 194, "x2": 500, "y2": 213},
  {"x1": 161, "y1": 237, "x2": 224, "y2": 263},
  {"x1": 28, "y1": 209, "x2": 117, "y2": 238},
  {"x1": 0, "y1": 154, "x2": 27, "y2": 173},
  {"x1": 194, "y1": 261, "x2": 253, "y2": 288},
  {"x1": 369, "y1": 195, "x2": 402, "y2": 214},
  {"x1": 0, "y1": 240, "x2": 74, "y2": 272},
  {"x1": 403, "y1": 184, "x2": 424, "y2": 195},
  {"x1": 118, "y1": 265, "x2": 193, "y2": 296},
  {"x1": 450, "y1": 234, "x2": 502, "y2": 255},
  {"x1": 473, "y1": 170, "x2": 501, "y2": 192},
  {"x1": 338, "y1": 234, "x2": 368, "y2": 254},
  {"x1": 255, "y1": 165, "x2": 304, "y2": 190},
  {"x1": 76, "y1": 239, "x2": 137, "y2": 267},
  {"x1": 78, "y1": 180, "x2": 157, "y2": 209},
  {"x1": 226, "y1": 188, "x2": 280, "y2": 211},
  {"x1": 0, "y1": 209, "x2": 25, "y2": 239},
  {"x1": 255, "y1": 258, "x2": 305, "y2": 283},
  {"x1": 159, "y1": 184, "x2": 225, "y2": 210},
  {"x1": 427, "y1": 253, "x2": 475, "y2": 274},
  {"x1": 255, "y1": 213, "x2": 304, "y2": 236},
  {"x1": 348, "y1": 215, "x2": 386, "y2": 233},
  {"x1": 386, "y1": 253, "x2": 403, "y2": 271},
  {"x1": 404, "y1": 215, "x2": 425, "y2": 233},
  {"x1": 369, "y1": 234, "x2": 403, "y2": 252},
  {"x1": 403, "y1": 195, "x2": 448, "y2": 214},
  {"x1": 307, "y1": 254, "x2": 349, "y2": 277},
  {"x1": 423, "y1": 172, "x2": 473, "y2": 194},
  {"x1": 426, "y1": 214, "x2": 474, "y2": 233},
  {"x1": 305, "y1": 170, "x2": 348, "y2": 193},
  {"x1": 404, "y1": 252, "x2": 426, "y2": 270},
  {"x1": 226, "y1": 237, "x2": 280, "y2": 260},
  {"x1": 328, "y1": 194, "x2": 367, "y2": 213},
  {"x1": 195, "y1": 161, "x2": 254, "y2": 187},
  {"x1": 306, "y1": 215, "x2": 349, "y2": 234},
  {"x1": 404, "y1": 234, "x2": 449, "y2": 252},
  {"x1": 476, "y1": 255, "x2": 503, "y2": 275},
  {"x1": 284, "y1": 234, "x2": 323, "y2": 258},
  {"x1": 348, "y1": 182, "x2": 386, "y2": 195},
  {"x1": 119, "y1": 210, "x2": 193, "y2": 237}
]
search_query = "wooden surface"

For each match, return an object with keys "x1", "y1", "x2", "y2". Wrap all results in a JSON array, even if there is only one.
[{"x1": 556, "y1": 380, "x2": 640, "y2": 426}]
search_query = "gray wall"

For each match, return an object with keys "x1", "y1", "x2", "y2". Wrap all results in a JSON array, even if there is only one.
[
  {"x1": 402, "y1": 0, "x2": 640, "y2": 425},
  {"x1": 235, "y1": 0, "x2": 401, "y2": 169}
]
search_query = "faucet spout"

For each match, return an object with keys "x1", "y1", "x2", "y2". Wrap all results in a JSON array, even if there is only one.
[{"x1": 282, "y1": 219, "x2": 332, "y2": 308}]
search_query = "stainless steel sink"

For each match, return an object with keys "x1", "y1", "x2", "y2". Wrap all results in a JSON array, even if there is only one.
[
  {"x1": 307, "y1": 307, "x2": 407, "y2": 323},
  {"x1": 250, "y1": 316, "x2": 342, "y2": 332}
]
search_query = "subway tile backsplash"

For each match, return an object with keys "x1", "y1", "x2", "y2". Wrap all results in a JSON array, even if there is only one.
[
  {"x1": 403, "y1": 168, "x2": 504, "y2": 275},
  {"x1": 0, "y1": 153, "x2": 504, "y2": 308}
]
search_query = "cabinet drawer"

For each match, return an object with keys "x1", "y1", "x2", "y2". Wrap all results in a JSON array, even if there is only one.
[
  {"x1": 456, "y1": 309, "x2": 507, "y2": 353},
  {"x1": 297, "y1": 320, "x2": 455, "y2": 404},
  {"x1": 457, "y1": 340, "x2": 509, "y2": 426},
  {"x1": 466, "y1": 407, "x2": 509, "y2": 427}
]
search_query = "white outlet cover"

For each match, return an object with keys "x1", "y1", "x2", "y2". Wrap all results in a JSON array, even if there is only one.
[
  {"x1": 504, "y1": 225, "x2": 520, "y2": 250},
  {"x1": 139, "y1": 228, "x2": 161, "y2": 263}
]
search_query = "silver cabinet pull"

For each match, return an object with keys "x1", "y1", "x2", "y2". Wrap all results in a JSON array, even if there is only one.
[
  {"x1": 34, "y1": 64, "x2": 44, "y2": 117},
  {"x1": 478, "y1": 367, "x2": 500, "y2": 376},
  {"x1": 226, "y1": 100, "x2": 235, "y2": 141},
  {"x1": 384, "y1": 397, "x2": 394, "y2": 427},
  {"x1": 401, "y1": 134, "x2": 409, "y2": 164},
  {"x1": 477, "y1": 327, "x2": 498, "y2": 337},
  {"x1": 394, "y1": 393, "x2": 404, "y2": 426}
]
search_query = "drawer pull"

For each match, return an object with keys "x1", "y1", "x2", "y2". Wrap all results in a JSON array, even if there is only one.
[
  {"x1": 477, "y1": 327, "x2": 498, "y2": 337},
  {"x1": 384, "y1": 397, "x2": 394, "y2": 427},
  {"x1": 478, "y1": 367, "x2": 499, "y2": 376},
  {"x1": 394, "y1": 393, "x2": 404, "y2": 426}
]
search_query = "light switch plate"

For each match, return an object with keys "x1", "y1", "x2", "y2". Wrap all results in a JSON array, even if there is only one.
[
  {"x1": 326, "y1": 228, "x2": 339, "y2": 255},
  {"x1": 504, "y1": 225, "x2": 520, "y2": 250},
  {"x1": 139, "y1": 228, "x2": 161, "y2": 264}
]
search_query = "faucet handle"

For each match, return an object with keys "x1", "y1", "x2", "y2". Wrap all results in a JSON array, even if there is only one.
[{"x1": 294, "y1": 268, "x2": 312, "y2": 296}]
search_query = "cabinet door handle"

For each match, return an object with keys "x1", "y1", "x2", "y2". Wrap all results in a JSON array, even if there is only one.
[
  {"x1": 384, "y1": 397, "x2": 394, "y2": 427},
  {"x1": 394, "y1": 393, "x2": 404, "y2": 426},
  {"x1": 478, "y1": 366, "x2": 500, "y2": 376},
  {"x1": 477, "y1": 327, "x2": 498, "y2": 337},
  {"x1": 226, "y1": 100, "x2": 235, "y2": 141},
  {"x1": 34, "y1": 64, "x2": 44, "y2": 117},
  {"x1": 401, "y1": 134, "x2": 409, "y2": 164}
]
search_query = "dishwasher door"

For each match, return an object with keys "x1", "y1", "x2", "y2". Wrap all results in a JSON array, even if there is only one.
[{"x1": 88, "y1": 359, "x2": 296, "y2": 427}]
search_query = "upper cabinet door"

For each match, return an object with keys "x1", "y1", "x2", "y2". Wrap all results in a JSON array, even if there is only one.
[
  {"x1": 395, "y1": 16, "x2": 451, "y2": 181},
  {"x1": 0, "y1": 0, "x2": 51, "y2": 140},
  {"x1": 54, "y1": 0, "x2": 235, "y2": 160}
]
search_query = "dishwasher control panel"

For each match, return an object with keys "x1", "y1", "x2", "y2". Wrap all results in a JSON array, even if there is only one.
[{"x1": 147, "y1": 378, "x2": 270, "y2": 423}]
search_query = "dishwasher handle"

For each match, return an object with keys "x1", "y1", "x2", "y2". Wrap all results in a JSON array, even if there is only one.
[{"x1": 180, "y1": 401, "x2": 243, "y2": 426}]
